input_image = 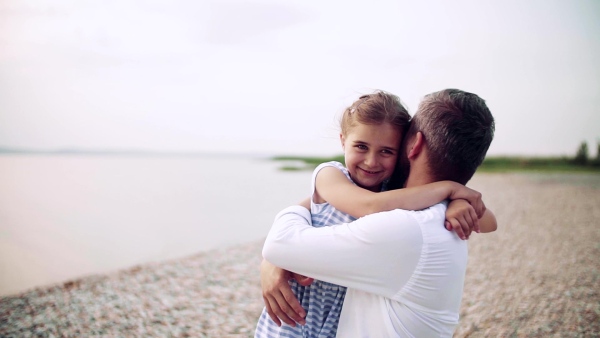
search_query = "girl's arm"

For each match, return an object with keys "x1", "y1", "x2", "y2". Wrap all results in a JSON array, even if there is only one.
[
  {"x1": 479, "y1": 209, "x2": 497, "y2": 233},
  {"x1": 298, "y1": 197, "x2": 310, "y2": 210},
  {"x1": 315, "y1": 166, "x2": 484, "y2": 219}
]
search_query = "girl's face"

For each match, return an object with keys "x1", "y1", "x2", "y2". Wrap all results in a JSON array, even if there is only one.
[{"x1": 340, "y1": 122, "x2": 401, "y2": 192}]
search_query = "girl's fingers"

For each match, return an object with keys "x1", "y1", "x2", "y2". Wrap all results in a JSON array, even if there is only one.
[
  {"x1": 470, "y1": 207, "x2": 480, "y2": 233},
  {"x1": 448, "y1": 218, "x2": 466, "y2": 240},
  {"x1": 264, "y1": 296, "x2": 282, "y2": 327},
  {"x1": 457, "y1": 216, "x2": 471, "y2": 239},
  {"x1": 474, "y1": 199, "x2": 485, "y2": 219},
  {"x1": 463, "y1": 211, "x2": 476, "y2": 237}
]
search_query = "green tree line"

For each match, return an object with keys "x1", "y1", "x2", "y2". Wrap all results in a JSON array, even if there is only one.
[{"x1": 273, "y1": 141, "x2": 600, "y2": 172}]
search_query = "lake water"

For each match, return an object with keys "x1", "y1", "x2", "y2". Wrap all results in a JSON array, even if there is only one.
[{"x1": 0, "y1": 154, "x2": 312, "y2": 296}]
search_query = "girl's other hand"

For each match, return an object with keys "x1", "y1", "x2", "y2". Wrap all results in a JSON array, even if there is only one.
[
  {"x1": 449, "y1": 184, "x2": 485, "y2": 218},
  {"x1": 445, "y1": 199, "x2": 479, "y2": 239}
]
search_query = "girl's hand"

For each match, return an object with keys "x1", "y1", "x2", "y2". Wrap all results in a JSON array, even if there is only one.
[
  {"x1": 445, "y1": 199, "x2": 480, "y2": 239},
  {"x1": 448, "y1": 183, "x2": 485, "y2": 218}
]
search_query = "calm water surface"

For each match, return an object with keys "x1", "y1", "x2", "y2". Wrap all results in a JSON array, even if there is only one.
[{"x1": 0, "y1": 154, "x2": 311, "y2": 296}]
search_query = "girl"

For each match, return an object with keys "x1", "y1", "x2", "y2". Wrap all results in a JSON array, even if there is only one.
[{"x1": 255, "y1": 91, "x2": 496, "y2": 337}]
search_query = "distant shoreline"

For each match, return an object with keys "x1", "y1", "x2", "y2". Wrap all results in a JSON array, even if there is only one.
[
  {"x1": 3, "y1": 149, "x2": 599, "y2": 173},
  {"x1": 271, "y1": 154, "x2": 600, "y2": 173}
]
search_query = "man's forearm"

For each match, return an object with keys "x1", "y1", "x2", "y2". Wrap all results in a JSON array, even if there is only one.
[{"x1": 263, "y1": 206, "x2": 421, "y2": 298}]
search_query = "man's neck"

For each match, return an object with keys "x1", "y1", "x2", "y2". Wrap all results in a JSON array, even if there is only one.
[
  {"x1": 404, "y1": 173, "x2": 436, "y2": 188},
  {"x1": 403, "y1": 161, "x2": 436, "y2": 188}
]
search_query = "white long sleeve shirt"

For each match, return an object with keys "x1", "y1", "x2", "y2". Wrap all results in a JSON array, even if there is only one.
[{"x1": 263, "y1": 203, "x2": 468, "y2": 337}]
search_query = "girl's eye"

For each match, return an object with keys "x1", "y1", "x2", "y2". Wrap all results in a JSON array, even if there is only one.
[{"x1": 355, "y1": 144, "x2": 368, "y2": 150}]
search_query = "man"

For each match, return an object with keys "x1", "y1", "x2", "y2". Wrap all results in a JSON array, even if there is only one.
[{"x1": 258, "y1": 89, "x2": 495, "y2": 337}]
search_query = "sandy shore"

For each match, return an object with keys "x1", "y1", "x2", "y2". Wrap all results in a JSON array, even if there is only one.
[{"x1": 1, "y1": 172, "x2": 599, "y2": 337}]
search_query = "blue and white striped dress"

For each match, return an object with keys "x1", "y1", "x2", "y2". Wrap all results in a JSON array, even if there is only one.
[{"x1": 255, "y1": 161, "x2": 357, "y2": 338}]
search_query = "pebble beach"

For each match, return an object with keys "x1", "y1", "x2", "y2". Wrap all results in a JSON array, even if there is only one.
[{"x1": 1, "y1": 172, "x2": 599, "y2": 337}]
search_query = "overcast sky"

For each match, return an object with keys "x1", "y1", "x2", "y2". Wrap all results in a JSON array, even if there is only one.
[{"x1": 1, "y1": 0, "x2": 599, "y2": 157}]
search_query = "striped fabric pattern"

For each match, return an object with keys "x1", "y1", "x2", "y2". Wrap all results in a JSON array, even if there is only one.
[{"x1": 255, "y1": 162, "x2": 357, "y2": 338}]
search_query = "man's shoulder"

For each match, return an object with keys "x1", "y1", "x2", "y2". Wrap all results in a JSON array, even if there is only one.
[
  {"x1": 411, "y1": 201, "x2": 448, "y2": 219},
  {"x1": 376, "y1": 201, "x2": 447, "y2": 224},
  {"x1": 358, "y1": 202, "x2": 447, "y2": 228},
  {"x1": 410, "y1": 202, "x2": 466, "y2": 246}
]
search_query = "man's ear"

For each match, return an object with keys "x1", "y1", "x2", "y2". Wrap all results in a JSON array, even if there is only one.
[{"x1": 407, "y1": 132, "x2": 425, "y2": 159}]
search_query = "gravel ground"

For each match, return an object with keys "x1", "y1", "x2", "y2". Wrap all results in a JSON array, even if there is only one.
[{"x1": 1, "y1": 172, "x2": 599, "y2": 337}]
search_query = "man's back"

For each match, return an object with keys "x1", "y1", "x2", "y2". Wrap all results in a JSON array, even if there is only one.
[
  {"x1": 336, "y1": 203, "x2": 468, "y2": 337},
  {"x1": 263, "y1": 202, "x2": 468, "y2": 337}
]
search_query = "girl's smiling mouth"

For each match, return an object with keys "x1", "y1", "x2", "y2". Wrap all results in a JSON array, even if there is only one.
[{"x1": 359, "y1": 167, "x2": 381, "y2": 175}]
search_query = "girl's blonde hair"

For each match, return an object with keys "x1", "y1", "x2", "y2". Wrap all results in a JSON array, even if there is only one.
[{"x1": 340, "y1": 91, "x2": 411, "y2": 137}]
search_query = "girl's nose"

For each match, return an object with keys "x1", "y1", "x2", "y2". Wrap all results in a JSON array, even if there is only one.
[{"x1": 364, "y1": 153, "x2": 377, "y2": 167}]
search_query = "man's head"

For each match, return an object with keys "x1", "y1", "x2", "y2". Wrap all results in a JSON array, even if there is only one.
[{"x1": 400, "y1": 89, "x2": 495, "y2": 185}]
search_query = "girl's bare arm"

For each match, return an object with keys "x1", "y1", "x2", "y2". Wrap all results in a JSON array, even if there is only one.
[
  {"x1": 315, "y1": 166, "x2": 484, "y2": 218},
  {"x1": 479, "y1": 209, "x2": 497, "y2": 233}
]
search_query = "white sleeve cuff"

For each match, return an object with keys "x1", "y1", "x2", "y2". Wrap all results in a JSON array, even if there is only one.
[{"x1": 274, "y1": 205, "x2": 312, "y2": 226}]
